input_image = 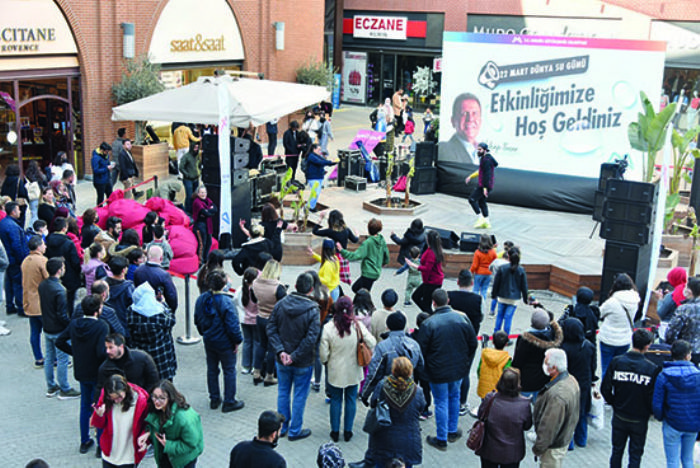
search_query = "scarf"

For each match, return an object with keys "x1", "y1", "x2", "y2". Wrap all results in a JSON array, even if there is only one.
[
  {"x1": 382, "y1": 375, "x2": 416, "y2": 412},
  {"x1": 667, "y1": 266, "x2": 687, "y2": 306}
]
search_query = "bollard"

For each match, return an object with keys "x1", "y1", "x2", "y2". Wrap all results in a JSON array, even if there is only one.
[{"x1": 177, "y1": 274, "x2": 201, "y2": 345}]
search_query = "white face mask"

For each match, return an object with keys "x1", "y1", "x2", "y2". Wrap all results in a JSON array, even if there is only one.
[{"x1": 542, "y1": 363, "x2": 551, "y2": 376}]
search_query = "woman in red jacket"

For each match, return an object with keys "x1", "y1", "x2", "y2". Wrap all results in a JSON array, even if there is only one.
[
  {"x1": 91, "y1": 374, "x2": 149, "y2": 468},
  {"x1": 470, "y1": 234, "x2": 496, "y2": 302},
  {"x1": 405, "y1": 229, "x2": 444, "y2": 313}
]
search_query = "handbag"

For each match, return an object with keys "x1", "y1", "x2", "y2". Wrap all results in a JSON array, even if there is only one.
[
  {"x1": 26, "y1": 181, "x2": 41, "y2": 201},
  {"x1": 466, "y1": 392, "x2": 496, "y2": 452},
  {"x1": 362, "y1": 398, "x2": 392, "y2": 434},
  {"x1": 355, "y1": 321, "x2": 372, "y2": 367},
  {"x1": 14, "y1": 178, "x2": 27, "y2": 206}
]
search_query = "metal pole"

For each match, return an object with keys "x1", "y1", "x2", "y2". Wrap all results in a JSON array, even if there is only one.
[
  {"x1": 177, "y1": 273, "x2": 201, "y2": 345},
  {"x1": 154, "y1": 174, "x2": 159, "y2": 190}
]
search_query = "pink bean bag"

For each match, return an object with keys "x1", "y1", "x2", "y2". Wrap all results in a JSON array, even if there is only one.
[
  {"x1": 96, "y1": 207, "x2": 110, "y2": 229},
  {"x1": 169, "y1": 254, "x2": 200, "y2": 275},
  {"x1": 145, "y1": 197, "x2": 189, "y2": 227},
  {"x1": 168, "y1": 225, "x2": 198, "y2": 257},
  {"x1": 107, "y1": 199, "x2": 151, "y2": 230}
]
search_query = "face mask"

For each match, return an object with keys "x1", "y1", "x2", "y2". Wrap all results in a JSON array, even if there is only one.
[{"x1": 542, "y1": 363, "x2": 551, "y2": 376}]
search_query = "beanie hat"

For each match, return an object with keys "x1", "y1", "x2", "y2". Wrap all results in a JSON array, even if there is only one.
[
  {"x1": 381, "y1": 289, "x2": 398, "y2": 308},
  {"x1": 317, "y1": 442, "x2": 345, "y2": 468},
  {"x1": 531, "y1": 310, "x2": 550, "y2": 330},
  {"x1": 575, "y1": 287, "x2": 594, "y2": 305},
  {"x1": 322, "y1": 239, "x2": 335, "y2": 250},
  {"x1": 386, "y1": 311, "x2": 406, "y2": 331}
]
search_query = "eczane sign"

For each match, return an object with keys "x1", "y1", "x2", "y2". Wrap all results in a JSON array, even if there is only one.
[{"x1": 353, "y1": 15, "x2": 407, "y2": 40}]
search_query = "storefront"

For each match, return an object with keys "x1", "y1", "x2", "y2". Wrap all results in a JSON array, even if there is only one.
[
  {"x1": 341, "y1": 11, "x2": 444, "y2": 110},
  {"x1": 0, "y1": 0, "x2": 81, "y2": 174}
]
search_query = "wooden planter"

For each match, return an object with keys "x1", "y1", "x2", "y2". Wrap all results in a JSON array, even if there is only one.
[
  {"x1": 282, "y1": 231, "x2": 322, "y2": 265},
  {"x1": 132, "y1": 143, "x2": 169, "y2": 182},
  {"x1": 658, "y1": 248, "x2": 680, "y2": 269},
  {"x1": 662, "y1": 234, "x2": 693, "y2": 267}
]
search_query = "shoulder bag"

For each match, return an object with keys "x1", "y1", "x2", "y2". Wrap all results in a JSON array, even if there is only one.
[
  {"x1": 466, "y1": 392, "x2": 497, "y2": 453},
  {"x1": 355, "y1": 321, "x2": 372, "y2": 367},
  {"x1": 362, "y1": 395, "x2": 392, "y2": 434}
]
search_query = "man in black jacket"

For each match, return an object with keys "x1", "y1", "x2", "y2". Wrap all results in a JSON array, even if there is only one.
[
  {"x1": 282, "y1": 121, "x2": 302, "y2": 180},
  {"x1": 105, "y1": 256, "x2": 134, "y2": 340},
  {"x1": 417, "y1": 289, "x2": 478, "y2": 451},
  {"x1": 118, "y1": 139, "x2": 141, "y2": 199},
  {"x1": 133, "y1": 245, "x2": 177, "y2": 312},
  {"x1": 97, "y1": 333, "x2": 159, "y2": 393},
  {"x1": 72, "y1": 280, "x2": 126, "y2": 337},
  {"x1": 601, "y1": 329, "x2": 659, "y2": 468},
  {"x1": 267, "y1": 273, "x2": 321, "y2": 441},
  {"x1": 57, "y1": 294, "x2": 109, "y2": 454},
  {"x1": 40, "y1": 257, "x2": 80, "y2": 400},
  {"x1": 229, "y1": 410, "x2": 286, "y2": 468},
  {"x1": 45, "y1": 216, "x2": 81, "y2": 316}
]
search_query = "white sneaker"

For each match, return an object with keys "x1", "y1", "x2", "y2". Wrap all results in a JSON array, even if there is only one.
[
  {"x1": 0, "y1": 325, "x2": 11, "y2": 336},
  {"x1": 526, "y1": 430, "x2": 537, "y2": 443}
]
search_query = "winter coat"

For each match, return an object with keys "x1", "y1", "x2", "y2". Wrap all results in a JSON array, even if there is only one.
[
  {"x1": 118, "y1": 148, "x2": 139, "y2": 181},
  {"x1": 665, "y1": 297, "x2": 700, "y2": 354},
  {"x1": 283, "y1": 128, "x2": 300, "y2": 156},
  {"x1": 369, "y1": 378, "x2": 426, "y2": 466},
  {"x1": 105, "y1": 277, "x2": 135, "y2": 337},
  {"x1": 653, "y1": 361, "x2": 700, "y2": 432},
  {"x1": 559, "y1": 302, "x2": 600, "y2": 345},
  {"x1": 179, "y1": 149, "x2": 200, "y2": 181},
  {"x1": 491, "y1": 263, "x2": 528, "y2": 302},
  {"x1": 45, "y1": 232, "x2": 81, "y2": 291},
  {"x1": 417, "y1": 305, "x2": 478, "y2": 384},
  {"x1": 251, "y1": 277, "x2": 286, "y2": 320},
  {"x1": 231, "y1": 237, "x2": 274, "y2": 276},
  {"x1": 511, "y1": 321, "x2": 563, "y2": 392},
  {"x1": 340, "y1": 234, "x2": 390, "y2": 281},
  {"x1": 361, "y1": 330, "x2": 424, "y2": 400},
  {"x1": 601, "y1": 351, "x2": 658, "y2": 422},
  {"x1": 304, "y1": 151, "x2": 335, "y2": 181},
  {"x1": 91, "y1": 383, "x2": 149, "y2": 466},
  {"x1": 229, "y1": 439, "x2": 286, "y2": 468},
  {"x1": 95, "y1": 230, "x2": 118, "y2": 260},
  {"x1": 477, "y1": 391, "x2": 532, "y2": 464},
  {"x1": 144, "y1": 403, "x2": 204, "y2": 468},
  {"x1": 56, "y1": 316, "x2": 109, "y2": 382},
  {"x1": 448, "y1": 289, "x2": 483, "y2": 335},
  {"x1": 73, "y1": 301, "x2": 126, "y2": 337},
  {"x1": 126, "y1": 283, "x2": 177, "y2": 381},
  {"x1": 194, "y1": 291, "x2": 243, "y2": 351},
  {"x1": 476, "y1": 348, "x2": 512, "y2": 398},
  {"x1": 312, "y1": 226, "x2": 358, "y2": 250},
  {"x1": 21, "y1": 251, "x2": 48, "y2": 317},
  {"x1": 417, "y1": 247, "x2": 443, "y2": 285},
  {"x1": 532, "y1": 372, "x2": 580, "y2": 455},
  {"x1": 39, "y1": 277, "x2": 69, "y2": 334},
  {"x1": 267, "y1": 293, "x2": 321, "y2": 368},
  {"x1": 471, "y1": 249, "x2": 497, "y2": 276},
  {"x1": 145, "y1": 239, "x2": 174, "y2": 269},
  {"x1": 599, "y1": 289, "x2": 640, "y2": 347},
  {"x1": 97, "y1": 346, "x2": 160, "y2": 393},
  {"x1": 390, "y1": 227, "x2": 425, "y2": 265},
  {"x1": 38, "y1": 203, "x2": 56, "y2": 227},
  {"x1": 192, "y1": 196, "x2": 216, "y2": 235},
  {"x1": 82, "y1": 257, "x2": 111, "y2": 294},
  {"x1": 320, "y1": 319, "x2": 376, "y2": 388},
  {"x1": 561, "y1": 318, "x2": 596, "y2": 413},
  {"x1": 81, "y1": 223, "x2": 102, "y2": 249},
  {"x1": 91, "y1": 149, "x2": 112, "y2": 185},
  {"x1": 0, "y1": 215, "x2": 29, "y2": 265},
  {"x1": 477, "y1": 152, "x2": 498, "y2": 190},
  {"x1": 67, "y1": 231, "x2": 84, "y2": 263},
  {"x1": 134, "y1": 262, "x2": 178, "y2": 312}
]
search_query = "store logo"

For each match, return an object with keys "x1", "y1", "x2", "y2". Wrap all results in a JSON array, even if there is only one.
[
  {"x1": 0, "y1": 27, "x2": 56, "y2": 53},
  {"x1": 353, "y1": 15, "x2": 407, "y2": 40},
  {"x1": 170, "y1": 34, "x2": 225, "y2": 53}
]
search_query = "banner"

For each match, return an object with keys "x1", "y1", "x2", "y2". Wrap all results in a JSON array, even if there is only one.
[
  {"x1": 217, "y1": 79, "x2": 232, "y2": 236},
  {"x1": 342, "y1": 51, "x2": 367, "y2": 104},
  {"x1": 437, "y1": 33, "x2": 666, "y2": 211}
]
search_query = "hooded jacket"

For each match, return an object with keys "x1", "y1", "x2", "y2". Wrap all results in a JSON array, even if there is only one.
[
  {"x1": 477, "y1": 152, "x2": 498, "y2": 190},
  {"x1": 194, "y1": 291, "x2": 243, "y2": 351},
  {"x1": 45, "y1": 231, "x2": 81, "y2": 291},
  {"x1": 652, "y1": 360, "x2": 700, "y2": 432},
  {"x1": 560, "y1": 318, "x2": 597, "y2": 412},
  {"x1": 97, "y1": 346, "x2": 160, "y2": 393},
  {"x1": 82, "y1": 257, "x2": 111, "y2": 294},
  {"x1": 340, "y1": 234, "x2": 390, "y2": 281},
  {"x1": 361, "y1": 330, "x2": 424, "y2": 401},
  {"x1": 105, "y1": 277, "x2": 135, "y2": 337},
  {"x1": 599, "y1": 289, "x2": 640, "y2": 347},
  {"x1": 134, "y1": 262, "x2": 178, "y2": 312},
  {"x1": 601, "y1": 350, "x2": 658, "y2": 422},
  {"x1": 512, "y1": 321, "x2": 563, "y2": 392},
  {"x1": 91, "y1": 148, "x2": 111, "y2": 185},
  {"x1": 390, "y1": 227, "x2": 425, "y2": 265},
  {"x1": 56, "y1": 315, "x2": 109, "y2": 382},
  {"x1": 0, "y1": 215, "x2": 29, "y2": 265},
  {"x1": 476, "y1": 348, "x2": 512, "y2": 398},
  {"x1": 231, "y1": 237, "x2": 274, "y2": 276},
  {"x1": 665, "y1": 297, "x2": 700, "y2": 354},
  {"x1": 560, "y1": 287, "x2": 600, "y2": 344},
  {"x1": 267, "y1": 292, "x2": 321, "y2": 368}
]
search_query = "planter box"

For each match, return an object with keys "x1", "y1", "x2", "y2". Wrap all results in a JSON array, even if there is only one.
[
  {"x1": 662, "y1": 234, "x2": 693, "y2": 267},
  {"x1": 132, "y1": 143, "x2": 169, "y2": 182},
  {"x1": 282, "y1": 231, "x2": 322, "y2": 265},
  {"x1": 658, "y1": 248, "x2": 679, "y2": 269}
]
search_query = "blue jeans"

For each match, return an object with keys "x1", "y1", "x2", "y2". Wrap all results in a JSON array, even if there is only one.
[
  {"x1": 600, "y1": 342, "x2": 629, "y2": 380},
  {"x1": 80, "y1": 381, "x2": 97, "y2": 443},
  {"x1": 327, "y1": 383, "x2": 358, "y2": 433},
  {"x1": 330, "y1": 286, "x2": 340, "y2": 302},
  {"x1": 254, "y1": 316, "x2": 275, "y2": 376},
  {"x1": 276, "y1": 363, "x2": 313, "y2": 437},
  {"x1": 494, "y1": 303, "x2": 517, "y2": 336},
  {"x1": 662, "y1": 421, "x2": 697, "y2": 468},
  {"x1": 29, "y1": 316, "x2": 43, "y2": 361},
  {"x1": 29, "y1": 199, "x2": 39, "y2": 226},
  {"x1": 308, "y1": 179, "x2": 323, "y2": 210},
  {"x1": 431, "y1": 380, "x2": 462, "y2": 441},
  {"x1": 521, "y1": 390, "x2": 539, "y2": 405},
  {"x1": 473, "y1": 274, "x2": 491, "y2": 301},
  {"x1": 183, "y1": 178, "x2": 198, "y2": 214},
  {"x1": 241, "y1": 323, "x2": 256, "y2": 370},
  {"x1": 44, "y1": 332, "x2": 70, "y2": 391},
  {"x1": 5, "y1": 264, "x2": 23, "y2": 314},
  {"x1": 205, "y1": 344, "x2": 238, "y2": 403}
]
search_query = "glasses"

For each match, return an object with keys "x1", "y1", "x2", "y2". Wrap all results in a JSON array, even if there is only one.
[{"x1": 151, "y1": 395, "x2": 168, "y2": 402}]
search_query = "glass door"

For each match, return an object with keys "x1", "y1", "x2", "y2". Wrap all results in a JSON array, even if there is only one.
[{"x1": 381, "y1": 53, "x2": 396, "y2": 103}]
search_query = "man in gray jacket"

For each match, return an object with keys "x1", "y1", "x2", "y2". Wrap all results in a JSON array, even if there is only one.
[
  {"x1": 533, "y1": 348, "x2": 580, "y2": 467},
  {"x1": 267, "y1": 272, "x2": 320, "y2": 442}
]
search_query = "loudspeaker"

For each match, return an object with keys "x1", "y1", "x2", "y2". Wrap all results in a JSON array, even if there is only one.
[
  {"x1": 605, "y1": 179, "x2": 657, "y2": 203},
  {"x1": 232, "y1": 169, "x2": 249, "y2": 187},
  {"x1": 233, "y1": 152, "x2": 249, "y2": 170},
  {"x1": 252, "y1": 172, "x2": 277, "y2": 209},
  {"x1": 415, "y1": 142, "x2": 436, "y2": 168},
  {"x1": 690, "y1": 157, "x2": 700, "y2": 216},
  {"x1": 603, "y1": 199, "x2": 653, "y2": 225},
  {"x1": 410, "y1": 167, "x2": 437, "y2": 195},
  {"x1": 600, "y1": 240, "x2": 652, "y2": 304},
  {"x1": 460, "y1": 232, "x2": 480, "y2": 252},
  {"x1": 202, "y1": 134, "x2": 218, "y2": 153},
  {"x1": 425, "y1": 226, "x2": 459, "y2": 250},
  {"x1": 600, "y1": 219, "x2": 651, "y2": 245},
  {"x1": 593, "y1": 190, "x2": 605, "y2": 222},
  {"x1": 598, "y1": 163, "x2": 624, "y2": 192},
  {"x1": 233, "y1": 137, "x2": 250, "y2": 153},
  {"x1": 203, "y1": 180, "x2": 252, "y2": 248}
]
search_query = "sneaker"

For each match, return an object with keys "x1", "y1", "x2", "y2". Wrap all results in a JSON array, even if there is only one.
[
  {"x1": 447, "y1": 429, "x2": 463, "y2": 443},
  {"x1": 58, "y1": 388, "x2": 81, "y2": 400},
  {"x1": 469, "y1": 407, "x2": 480, "y2": 418},
  {"x1": 473, "y1": 216, "x2": 484, "y2": 228},
  {"x1": 488, "y1": 311, "x2": 496, "y2": 317},
  {"x1": 79, "y1": 439, "x2": 94, "y2": 454},
  {"x1": 222, "y1": 400, "x2": 245, "y2": 413},
  {"x1": 240, "y1": 367, "x2": 252, "y2": 375},
  {"x1": 288, "y1": 428, "x2": 312, "y2": 441},
  {"x1": 426, "y1": 435, "x2": 447, "y2": 451},
  {"x1": 481, "y1": 220, "x2": 492, "y2": 229},
  {"x1": 34, "y1": 360, "x2": 45, "y2": 369},
  {"x1": 459, "y1": 404, "x2": 469, "y2": 416},
  {"x1": 419, "y1": 410, "x2": 433, "y2": 421},
  {"x1": 46, "y1": 385, "x2": 60, "y2": 398},
  {"x1": 311, "y1": 382, "x2": 321, "y2": 393},
  {"x1": 0, "y1": 325, "x2": 10, "y2": 336}
]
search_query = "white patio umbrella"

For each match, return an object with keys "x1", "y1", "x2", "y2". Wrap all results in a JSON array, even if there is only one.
[{"x1": 111, "y1": 75, "x2": 329, "y2": 126}]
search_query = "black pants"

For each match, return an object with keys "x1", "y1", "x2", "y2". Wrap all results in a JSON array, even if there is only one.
[
  {"x1": 469, "y1": 186, "x2": 489, "y2": 217},
  {"x1": 194, "y1": 222, "x2": 212, "y2": 264},
  {"x1": 610, "y1": 414, "x2": 648, "y2": 468},
  {"x1": 94, "y1": 182, "x2": 113, "y2": 205},
  {"x1": 286, "y1": 156, "x2": 299, "y2": 180},
  {"x1": 480, "y1": 459, "x2": 519, "y2": 468},
  {"x1": 267, "y1": 133, "x2": 277, "y2": 156},
  {"x1": 412, "y1": 283, "x2": 440, "y2": 313},
  {"x1": 418, "y1": 377, "x2": 432, "y2": 411},
  {"x1": 351, "y1": 276, "x2": 376, "y2": 294},
  {"x1": 67, "y1": 288, "x2": 77, "y2": 318},
  {"x1": 460, "y1": 362, "x2": 474, "y2": 405}
]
